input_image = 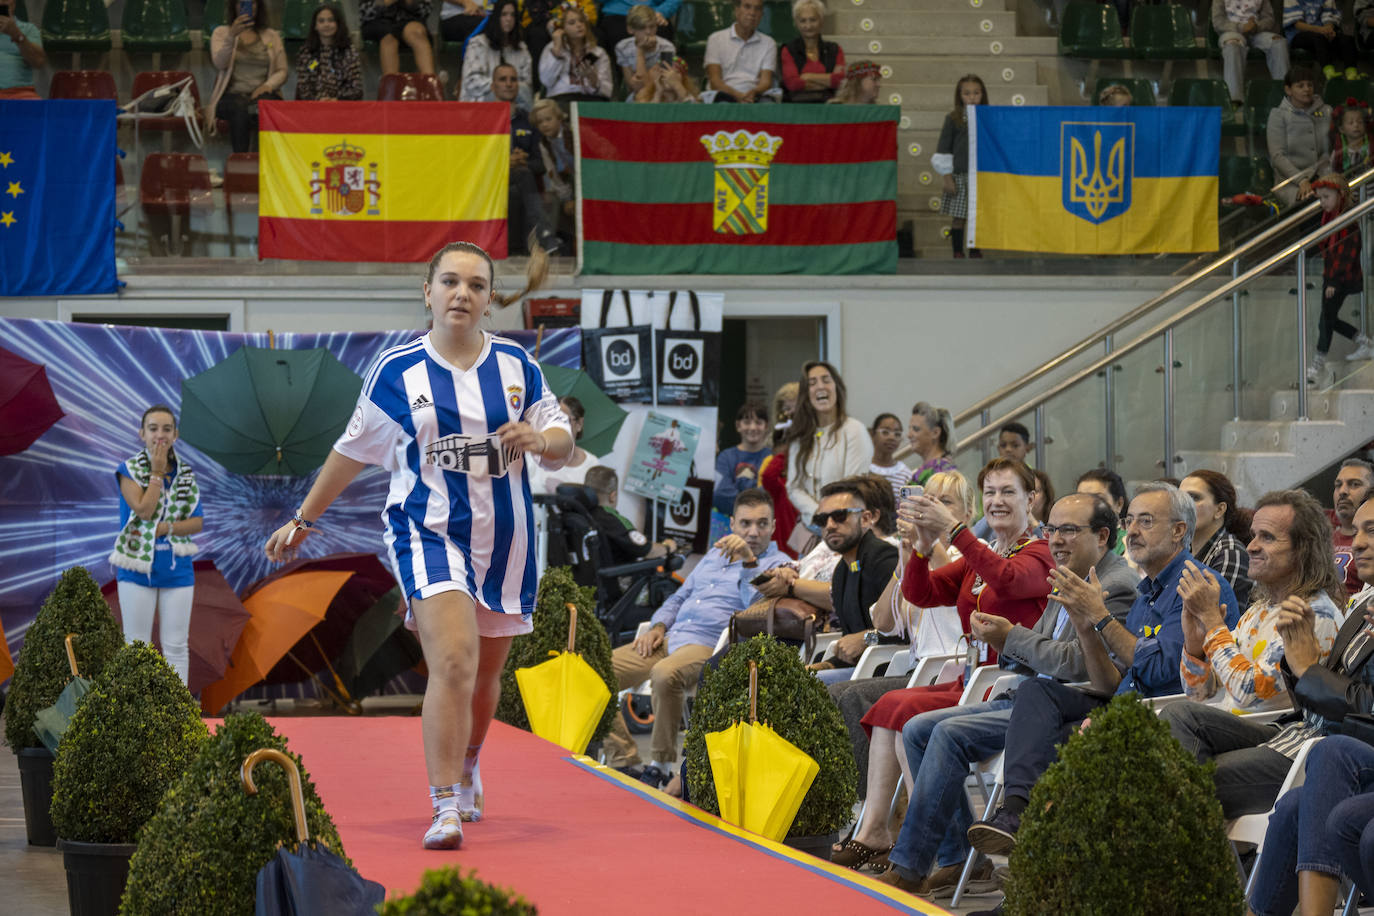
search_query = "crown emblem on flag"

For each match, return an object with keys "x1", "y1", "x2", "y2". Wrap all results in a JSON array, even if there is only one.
[
  {"x1": 323, "y1": 140, "x2": 367, "y2": 166},
  {"x1": 699, "y1": 130, "x2": 783, "y2": 235}
]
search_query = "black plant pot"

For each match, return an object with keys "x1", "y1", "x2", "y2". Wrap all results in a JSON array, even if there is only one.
[
  {"x1": 782, "y1": 831, "x2": 839, "y2": 861},
  {"x1": 58, "y1": 838, "x2": 138, "y2": 916},
  {"x1": 16, "y1": 747, "x2": 57, "y2": 846}
]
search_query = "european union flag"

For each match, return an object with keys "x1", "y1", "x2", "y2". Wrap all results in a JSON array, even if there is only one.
[
  {"x1": 968, "y1": 106, "x2": 1218, "y2": 255},
  {"x1": 0, "y1": 100, "x2": 118, "y2": 296}
]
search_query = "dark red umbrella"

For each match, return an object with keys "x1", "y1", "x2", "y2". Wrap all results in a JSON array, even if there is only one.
[
  {"x1": 102, "y1": 559, "x2": 252, "y2": 695},
  {"x1": 0, "y1": 345, "x2": 65, "y2": 455}
]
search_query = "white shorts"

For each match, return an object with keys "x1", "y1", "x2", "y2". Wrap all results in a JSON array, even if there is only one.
[{"x1": 404, "y1": 580, "x2": 534, "y2": 638}]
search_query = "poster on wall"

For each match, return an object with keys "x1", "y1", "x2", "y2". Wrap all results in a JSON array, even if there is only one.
[
  {"x1": 654, "y1": 477, "x2": 714, "y2": 555},
  {"x1": 624, "y1": 411, "x2": 700, "y2": 503}
]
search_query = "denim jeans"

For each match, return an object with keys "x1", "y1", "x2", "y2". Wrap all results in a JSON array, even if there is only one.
[
  {"x1": 1158, "y1": 700, "x2": 1290, "y2": 818},
  {"x1": 888, "y1": 699, "x2": 1013, "y2": 880},
  {"x1": 1249, "y1": 736, "x2": 1374, "y2": 916}
]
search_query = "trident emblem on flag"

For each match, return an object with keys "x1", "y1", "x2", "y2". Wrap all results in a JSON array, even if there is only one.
[
  {"x1": 1062, "y1": 121, "x2": 1132, "y2": 225},
  {"x1": 700, "y1": 129, "x2": 783, "y2": 235}
]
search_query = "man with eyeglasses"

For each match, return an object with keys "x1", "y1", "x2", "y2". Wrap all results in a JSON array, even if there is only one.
[
  {"x1": 876, "y1": 492, "x2": 1138, "y2": 898},
  {"x1": 756, "y1": 478, "x2": 898, "y2": 683},
  {"x1": 964, "y1": 482, "x2": 1240, "y2": 864}
]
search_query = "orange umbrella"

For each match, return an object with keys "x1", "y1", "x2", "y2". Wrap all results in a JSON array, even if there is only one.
[{"x1": 200, "y1": 570, "x2": 354, "y2": 715}]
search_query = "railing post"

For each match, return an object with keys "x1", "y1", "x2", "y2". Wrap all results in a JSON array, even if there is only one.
[
  {"x1": 979, "y1": 408, "x2": 990, "y2": 467},
  {"x1": 1297, "y1": 247, "x2": 1310, "y2": 421},
  {"x1": 1163, "y1": 329, "x2": 1175, "y2": 475},
  {"x1": 1103, "y1": 334, "x2": 1116, "y2": 470},
  {"x1": 1362, "y1": 181, "x2": 1369, "y2": 338},
  {"x1": 1231, "y1": 260, "x2": 1243, "y2": 421},
  {"x1": 1034, "y1": 404, "x2": 1046, "y2": 475}
]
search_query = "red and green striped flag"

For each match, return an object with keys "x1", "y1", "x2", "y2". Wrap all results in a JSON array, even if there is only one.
[{"x1": 575, "y1": 104, "x2": 899, "y2": 275}]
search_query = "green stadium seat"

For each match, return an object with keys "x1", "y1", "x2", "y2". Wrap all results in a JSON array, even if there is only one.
[
  {"x1": 675, "y1": 0, "x2": 733, "y2": 58},
  {"x1": 762, "y1": 1, "x2": 798, "y2": 46},
  {"x1": 1170, "y1": 77, "x2": 1244, "y2": 135},
  {"x1": 1243, "y1": 78, "x2": 1286, "y2": 136},
  {"x1": 1131, "y1": 4, "x2": 1206, "y2": 60},
  {"x1": 13, "y1": 0, "x2": 29, "y2": 20},
  {"x1": 1322, "y1": 77, "x2": 1374, "y2": 107},
  {"x1": 202, "y1": 0, "x2": 226, "y2": 32},
  {"x1": 1219, "y1": 153, "x2": 1273, "y2": 197},
  {"x1": 1058, "y1": 1, "x2": 1131, "y2": 60},
  {"x1": 40, "y1": 0, "x2": 112, "y2": 54},
  {"x1": 121, "y1": 0, "x2": 193, "y2": 54},
  {"x1": 1094, "y1": 76, "x2": 1157, "y2": 107}
]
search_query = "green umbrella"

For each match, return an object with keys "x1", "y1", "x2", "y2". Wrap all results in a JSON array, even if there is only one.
[
  {"x1": 334, "y1": 588, "x2": 422, "y2": 700},
  {"x1": 33, "y1": 634, "x2": 92, "y2": 754},
  {"x1": 541, "y1": 364, "x2": 628, "y2": 458},
  {"x1": 178, "y1": 346, "x2": 363, "y2": 476}
]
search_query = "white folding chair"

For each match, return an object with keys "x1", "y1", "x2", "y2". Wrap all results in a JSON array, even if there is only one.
[
  {"x1": 810, "y1": 631, "x2": 842, "y2": 665},
  {"x1": 849, "y1": 644, "x2": 906, "y2": 680},
  {"x1": 1230, "y1": 737, "x2": 1324, "y2": 896},
  {"x1": 906, "y1": 652, "x2": 965, "y2": 688},
  {"x1": 886, "y1": 649, "x2": 914, "y2": 679}
]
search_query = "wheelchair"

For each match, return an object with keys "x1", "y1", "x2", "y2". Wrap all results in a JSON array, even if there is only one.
[{"x1": 538, "y1": 484, "x2": 683, "y2": 648}]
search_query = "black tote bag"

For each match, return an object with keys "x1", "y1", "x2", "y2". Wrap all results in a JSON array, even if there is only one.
[
  {"x1": 654, "y1": 291, "x2": 720, "y2": 407},
  {"x1": 582, "y1": 290, "x2": 654, "y2": 404}
]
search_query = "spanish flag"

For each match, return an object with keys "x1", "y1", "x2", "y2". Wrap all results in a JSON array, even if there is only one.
[
  {"x1": 968, "y1": 106, "x2": 1218, "y2": 254},
  {"x1": 258, "y1": 101, "x2": 510, "y2": 262}
]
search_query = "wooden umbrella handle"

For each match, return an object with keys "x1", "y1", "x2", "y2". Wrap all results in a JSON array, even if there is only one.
[
  {"x1": 565, "y1": 602, "x2": 578, "y2": 654},
  {"x1": 64, "y1": 633, "x2": 79, "y2": 678},
  {"x1": 748, "y1": 659, "x2": 758, "y2": 725},
  {"x1": 242, "y1": 748, "x2": 309, "y2": 846}
]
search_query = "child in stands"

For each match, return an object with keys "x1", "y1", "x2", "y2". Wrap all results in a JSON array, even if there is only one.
[
  {"x1": 1309, "y1": 175, "x2": 1374, "y2": 382},
  {"x1": 933, "y1": 74, "x2": 988, "y2": 259},
  {"x1": 1283, "y1": 0, "x2": 1359, "y2": 81},
  {"x1": 1329, "y1": 99, "x2": 1374, "y2": 174}
]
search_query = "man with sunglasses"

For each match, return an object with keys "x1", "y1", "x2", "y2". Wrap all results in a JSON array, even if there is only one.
[{"x1": 756, "y1": 478, "x2": 898, "y2": 683}]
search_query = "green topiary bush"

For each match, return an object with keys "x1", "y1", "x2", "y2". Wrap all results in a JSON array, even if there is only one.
[
  {"x1": 683, "y1": 635, "x2": 858, "y2": 838},
  {"x1": 50, "y1": 642, "x2": 208, "y2": 844},
  {"x1": 1003, "y1": 693, "x2": 1245, "y2": 916},
  {"x1": 120, "y1": 712, "x2": 349, "y2": 916},
  {"x1": 495, "y1": 566, "x2": 617, "y2": 743},
  {"x1": 4, "y1": 567, "x2": 125, "y2": 751},
  {"x1": 377, "y1": 867, "x2": 537, "y2": 915}
]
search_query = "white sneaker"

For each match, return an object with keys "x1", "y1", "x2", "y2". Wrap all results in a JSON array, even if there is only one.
[
  {"x1": 1345, "y1": 336, "x2": 1374, "y2": 361},
  {"x1": 422, "y1": 811, "x2": 464, "y2": 849},
  {"x1": 1307, "y1": 353, "x2": 1327, "y2": 385}
]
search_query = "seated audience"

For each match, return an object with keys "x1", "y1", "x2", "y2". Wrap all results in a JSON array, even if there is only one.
[
  {"x1": 1283, "y1": 0, "x2": 1358, "y2": 81},
  {"x1": 439, "y1": 0, "x2": 489, "y2": 59},
  {"x1": 1177, "y1": 489, "x2": 1342, "y2": 722},
  {"x1": 360, "y1": 0, "x2": 435, "y2": 76},
  {"x1": 639, "y1": 56, "x2": 700, "y2": 102},
  {"x1": 868, "y1": 413, "x2": 908, "y2": 501},
  {"x1": 530, "y1": 99, "x2": 576, "y2": 242},
  {"x1": 1030, "y1": 469, "x2": 1053, "y2": 527},
  {"x1": 208, "y1": 1, "x2": 288, "y2": 154},
  {"x1": 703, "y1": 0, "x2": 781, "y2": 103},
  {"x1": 584, "y1": 466, "x2": 675, "y2": 563},
  {"x1": 521, "y1": 0, "x2": 598, "y2": 68},
  {"x1": 830, "y1": 59, "x2": 880, "y2": 104},
  {"x1": 1212, "y1": 0, "x2": 1290, "y2": 106},
  {"x1": 599, "y1": 0, "x2": 676, "y2": 52},
  {"x1": 460, "y1": 0, "x2": 534, "y2": 109},
  {"x1": 965, "y1": 484, "x2": 1240, "y2": 859},
  {"x1": 871, "y1": 494, "x2": 1136, "y2": 892},
  {"x1": 1268, "y1": 66, "x2": 1333, "y2": 204},
  {"x1": 1360, "y1": 0, "x2": 1374, "y2": 56},
  {"x1": 1161, "y1": 493, "x2": 1360, "y2": 822},
  {"x1": 295, "y1": 4, "x2": 364, "y2": 101},
  {"x1": 906, "y1": 401, "x2": 957, "y2": 486},
  {"x1": 602, "y1": 488, "x2": 786, "y2": 788},
  {"x1": 539, "y1": 5, "x2": 612, "y2": 103},
  {"x1": 1097, "y1": 83, "x2": 1133, "y2": 106},
  {"x1": 1076, "y1": 467, "x2": 1129, "y2": 555},
  {"x1": 0, "y1": 7, "x2": 45, "y2": 99},
  {"x1": 494, "y1": 64, "x2": 561, "y2": 255},
  {"x1": 755, "y1": 478, "x2": 898, "y2": 683},
  {"x1": 1180, "y1": 469, "x2": 1254, "y2": 606},
  {"x1": 778, "y1": 0, "x2": 845, "y2": 103},
  {"x1": 714, "y1": 401, "x2": 772, "y2": 517},
  {"x1": 531, "y1": 396, "x2": 592, "y2": 494},
  {"x1": 614, "y1": 3, "x2": 676, "y2": 99},
  {"x1": 1332, "y1": 458, "x2": 1374, "y2": 596}
]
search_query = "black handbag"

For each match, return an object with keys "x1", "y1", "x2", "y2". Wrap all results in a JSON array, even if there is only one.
[
  {"x1": 582, "y1": 290, "x2": 653, "y2": 404},
  {"x1": 654, "y1": 291, "x2": 720, "y2": 407},
  {"x1": 1337, "y1": 712, "x2": 1374, "y2": 748}
]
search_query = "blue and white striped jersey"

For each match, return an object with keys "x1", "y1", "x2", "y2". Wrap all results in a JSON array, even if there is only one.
[{"x1": 334, "y1": 332, "x2": 571, "y2": 615}]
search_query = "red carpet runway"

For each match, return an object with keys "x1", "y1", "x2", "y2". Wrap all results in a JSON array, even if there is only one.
[{"x1": 267, "y1": 717, "x2": 952, "y2": 914}]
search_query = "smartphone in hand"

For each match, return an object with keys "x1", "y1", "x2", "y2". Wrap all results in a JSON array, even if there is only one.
[{"x1": 749, "y1": 571, "x2": 773, "y2": 587}]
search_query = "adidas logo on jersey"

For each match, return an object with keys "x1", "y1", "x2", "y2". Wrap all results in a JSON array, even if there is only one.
[{"x1": 411, "y1": 393, "x2": 433, "y2": 411}]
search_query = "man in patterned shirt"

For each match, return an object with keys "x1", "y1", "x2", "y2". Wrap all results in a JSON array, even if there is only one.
[{"x1": 1162, "y1": 492, "x2": 1374, "y2": 818}]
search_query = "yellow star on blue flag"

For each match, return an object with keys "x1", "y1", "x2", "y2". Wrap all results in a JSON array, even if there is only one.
[{"x1": 0, "y1": 100, "x2": 118, "y2": 295}]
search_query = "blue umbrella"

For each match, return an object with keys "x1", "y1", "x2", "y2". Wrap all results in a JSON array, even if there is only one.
[{"x1": 242, "y1": 748, "x2": 385, "y2": 916}]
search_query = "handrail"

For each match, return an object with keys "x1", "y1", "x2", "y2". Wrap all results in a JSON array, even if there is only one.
[
  {"x1": 954, "y1": 190, "x2": 1374, "y2": 454},
  {"x1": 952, "y1": 162, "x2": 1374, "y2": 431}
]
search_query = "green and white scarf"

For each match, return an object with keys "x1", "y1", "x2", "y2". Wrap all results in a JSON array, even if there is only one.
[{"x1": 108, "y1": 449, "x2": 200, "y2": 575}]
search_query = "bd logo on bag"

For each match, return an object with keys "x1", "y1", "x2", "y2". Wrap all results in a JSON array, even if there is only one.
[
  {"x1": 663, "y1": 339, "x2": 703, "y2": 385},
  {"x1": 700, "y1": 130, "x2": 783, "y2": 235},
  {"x1": 670, "y1": 488, "x2": 697, "y2": 527},
  {"x1": 602, "y1": 335, "x2": 640, "y2": 380}
]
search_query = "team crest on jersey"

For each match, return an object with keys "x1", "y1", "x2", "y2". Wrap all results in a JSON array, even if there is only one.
[
  {"x1": 506, "y1": 385, "x2": 522, "y2": 411},
  {"x1": 308, "y1": 140, "x2": 381, "y2": 217}
]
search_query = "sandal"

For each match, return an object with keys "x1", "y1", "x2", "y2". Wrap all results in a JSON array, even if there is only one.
[{"x1": 832, "y1": 839, "x2": 893, "y2": 870}]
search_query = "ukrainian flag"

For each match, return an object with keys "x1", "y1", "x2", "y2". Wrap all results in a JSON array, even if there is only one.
[{"x1": 968, "y1": 106, "x2": 1218, "y2": 254}]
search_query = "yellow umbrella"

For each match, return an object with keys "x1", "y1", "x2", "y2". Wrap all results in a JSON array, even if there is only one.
[
  {"x1": 705, "y1": 660, "x2": 820, "y2": 842},
  {"x1": 515, "y1": 603, "x2": 611, "y2": 755}
]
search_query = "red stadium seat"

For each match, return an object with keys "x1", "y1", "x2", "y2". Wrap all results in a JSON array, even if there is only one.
[
  {"x1": 139, "y1": 152, "x2": 214, "y2": 255},
  {"x1": 224, "y1": 152, "x2": 260, "y2": 256},
  {"x1": 48, "y1": 70, "x2": 118, "y2": 100},
  {"x1": 376, "y1": 73, "x2": 443, "y2": 101},
  {"x1": 129, "y1": 70, "x2": 201, "y2": 133}
]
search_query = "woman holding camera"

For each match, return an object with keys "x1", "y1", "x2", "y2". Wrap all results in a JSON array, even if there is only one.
[
  {"x1": 538, "y1": 5, "x2": 611, "y2": 103},
  {"x1": 207, "y1": 0, "x2": 287, "y2": 153}
]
